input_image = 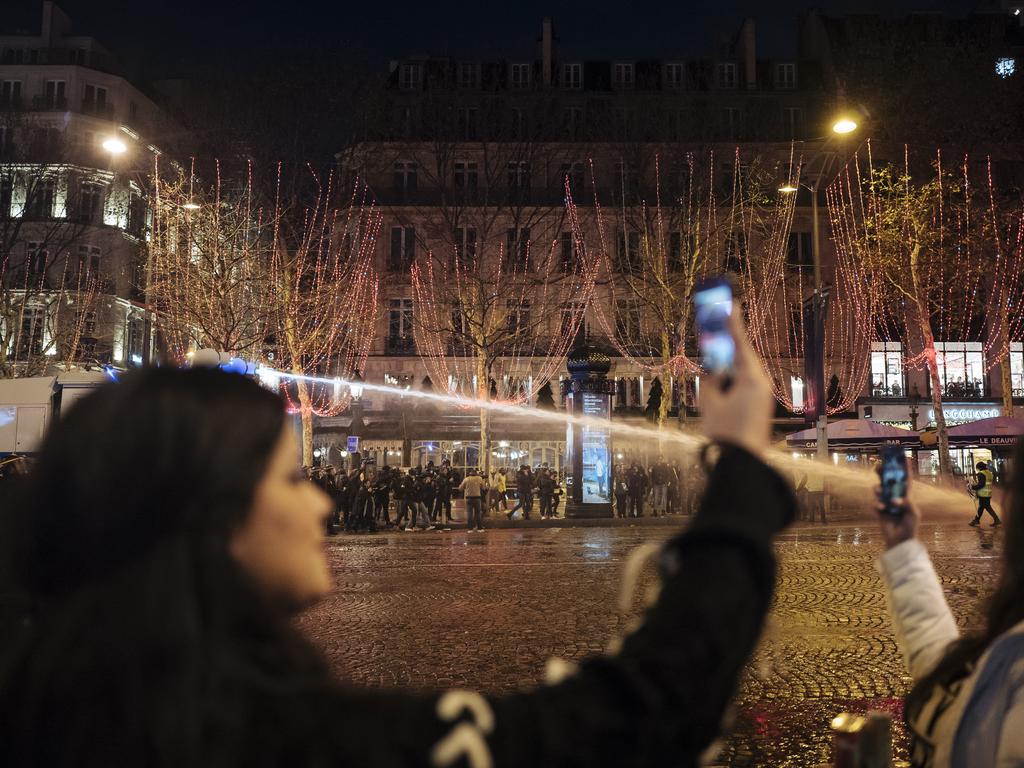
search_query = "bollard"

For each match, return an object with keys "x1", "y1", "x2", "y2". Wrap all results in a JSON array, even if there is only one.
[{"x1": 831, "y1": 712, "x2": 865, "y2": 768}]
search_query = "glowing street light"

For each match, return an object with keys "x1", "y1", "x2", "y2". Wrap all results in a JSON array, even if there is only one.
[
  {"x1": 182, "y1": 202, "x2": 201, "y2": 210},
  {"x1": 101, "y1": 136, "x2": 127, "y2": 155},
  {"x1": 778, "y1": 183, "x2": 799, "y2": 194},
  {"x1": 349, "y1": 371, "x2": 365, "y2": 400},
  {"x1": 832, "y1": 118, "x2": 858, "y2": 135}
]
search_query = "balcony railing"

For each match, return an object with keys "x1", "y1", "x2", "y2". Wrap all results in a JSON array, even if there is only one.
[
  {"x1": 31, "y1": 95, "x2": 68, "y2": 111},
  {"x1": 81, "y1": 101, "x2": 115, "y2": 119}
]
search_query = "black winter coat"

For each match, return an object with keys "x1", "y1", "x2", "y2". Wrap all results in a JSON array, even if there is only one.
[{"x1": 227, "y1": 445, "x2": 795, "y2": 767}]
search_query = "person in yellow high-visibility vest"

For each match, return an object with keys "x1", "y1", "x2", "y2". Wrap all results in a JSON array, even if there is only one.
[{"x1": 969, "y1": 461, "x2": 1001, "y2": 527}]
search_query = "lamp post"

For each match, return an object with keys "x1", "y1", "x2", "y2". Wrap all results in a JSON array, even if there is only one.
[
  {"x1": 779, "y1": 115, "x2": 863, "y2": 464},
  {"x1": 348, "y1": 372, "x2": 365, "y2": 470}
]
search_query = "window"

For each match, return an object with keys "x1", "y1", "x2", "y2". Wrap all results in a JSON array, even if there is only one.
[
  {"x1": 1011, "y1": 342, "x2": 1024, "y2": 397},
  {"x1": 996, "y1": 57, "x2": 1016, "y2": 78},
  {"x1": 25, "y1": 242, "x2": 47, "y2": 285},
  {"x1": 668, "y1": 231, "x2": 686, "y2": 272},
  {"x1": 716, "y1": 62, "x2": 737, "y2": 89},
  {"x1": 559, "y1": 231, "x2": 578, "y2": 271},
  {"x1": 26, "y1": 178, "x2": 55, "y2": 218},
  {"x1": 562, "y1": 63, "x2": 582, "y2": 89},
  {"x1": 129, "y1": 101, "x2": 138, "y2": 120},
  {"x1": 723, "y1": 107, "x2": 741, "y2": 139},
  {"x1": 16, "y1": 306, "x2": 45, "y2": 359},
  {"x1": 613, "y1": 160, "x2": 637, "y2": 198},
  {"x1": 563, "y1": 107, "x2": 583, "y2": 138},
  {"x1": 506, "y1": 299, "x2": 531, "y2": 335},
  {"x1": 0, "y1": 177, "x2": 12, "y2": 217},
  {"x1": 453, "y1": 227, "x2": 477, "y2": 267},
  {"x1": 453, "y1": 161, "x2": 478, "y2": 190},
  {"x1": 76, "y1": 245, "x2": 101, "y2": 284},
  {"x1": 615, "y1": 299, "x2": 642, "y2": 340},
  {"x1": 126, "y1": 316, "x2": 145, "y2": 365},
  {"x1": 0, "y1": 125, "x2": 8, "y2": 157},
  {"x1": 613, "y1": 62, "x2": 634, "y2": 88},
  {"x1": 664, "y1": 62, "x2": 684, "y2": 89},
  {"x1": 510, "y1": 63, "x2": 531, "y2": 89},
  {"x1": 559, "y1": 162, "x2": 585, "y2": 194},
  {"x1": 82, "y1": 84, "x2": 108, "y2": 114},
  {"x1": 126, "y1": 195, "x2": 146, "y2": 238},
  {"x1": 788, "y1": 305, "x2": 803, "y2": 357},
  {"x1": 399, "y1": 63, "x2": 422, "y2": 90},
  {"x1": 724, "y1": 232, "x2": 747, "y2": 272},
  {"x1": 387, "y1": 299, "x2": 415, "y2": 353},
  {"x1": 615, "y1": 230, "x2": 641, "y2": 273},
  {"x1": 457, "y1": 62, "x2": 480, "y2": 88},
  {"x1": 933, "y1": 342, "x2": 986, "y2": 398},
  {"x1": 510, "y1": 108, "x2": 526, "y2": 139},
  {"x1": 393, "y1": 161, "x2": 417, "y2": 192},
  {"x1": 0, "y1": 80, "x2": 21, "y2": 108},
  {"x1": 505, "y1": 227, "x2": 530, "y2": 270},
  {"x1": 775, "y1": 63, "x2": 797, "y2": 89},
  {"x1": 78, "y1": 182, "x2": 104, "y2": 223},
  {"x1": 458, "y1": 107, "x2": 478, "y2": 140},
  {"x1": 871, "y1": 342, "x2": 905, "y2": 397},
  {"x1": 783, "y1": 107, "x2": 803, "y2": 140},
  {"x1": 44, "y1": 79, "x2": 66, "y2": 108},
  {"x1": 560, "y1": 301, "x2": 588, "y2": 347},
  {"x1": 787, "y1": 232, "x2": 813, "y2": 269},
  {"x1": 389, "y1": 226, "x2": 416, "y2": 271},
  {"x1": 507, "y1": 161, "x2": 530, "y2": 189}
]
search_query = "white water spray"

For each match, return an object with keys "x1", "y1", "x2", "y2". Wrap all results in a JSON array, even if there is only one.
[{"x1": 263, "y1": 366, "x2": 978, "y2": 518}]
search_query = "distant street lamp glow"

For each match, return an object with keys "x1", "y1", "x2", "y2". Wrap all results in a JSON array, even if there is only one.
[
  {"x1": 778, "y1": 184, "x2": 799, "y2": 194},
  {"x1": 182, "y1": 202, "x2": 201, "y2": 210},
  {"x1": 102, "y1": 137, "x2": 127, "y2": 155},
  {"x1": 832, "y1": 118, "x2": 858, "y2": 135}
]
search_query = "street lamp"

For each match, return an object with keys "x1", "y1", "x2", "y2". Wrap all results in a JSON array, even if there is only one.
[
  {"x1": 349, "y1": 371, "x2": 365, "y2": 400},
  {"x1": 778, "y1": 115, "x2": 864, "y2": 466},
  {"x1": 101, "y1": 136, "x2": 127, "y2": 155}
]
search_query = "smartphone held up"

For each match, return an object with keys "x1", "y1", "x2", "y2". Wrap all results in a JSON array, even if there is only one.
[
  {"x1": 694, "y1": 277, "x2": 736, "y2": 388},
  {"x1": 879, "y1": 446, "x2": 908, "y2": 518}
]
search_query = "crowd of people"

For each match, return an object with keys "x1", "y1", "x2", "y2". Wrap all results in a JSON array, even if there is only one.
[{"x1": 303, "y1": 454, "x2": 704, "y2": 533}]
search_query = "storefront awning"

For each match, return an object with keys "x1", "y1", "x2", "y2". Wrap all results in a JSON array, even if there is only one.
[
  {"x1": 940, "y1": 416, "x2": 1024, "y2": 448},
  {"x1": 786, "y1": 419, "x2": 920, "y2": 450}
]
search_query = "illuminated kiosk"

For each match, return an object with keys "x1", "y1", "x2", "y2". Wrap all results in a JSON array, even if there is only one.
[{"x1": 560, "y1": 345, "x2": 615, "y2": 518}]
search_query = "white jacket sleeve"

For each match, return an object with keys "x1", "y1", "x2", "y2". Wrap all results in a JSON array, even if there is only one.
[{"x1": 877, "y1": 539, "x2": 960, "y2": 679}]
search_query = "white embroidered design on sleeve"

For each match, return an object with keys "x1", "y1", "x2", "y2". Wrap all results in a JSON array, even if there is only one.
[{"x1": 431, "y1": 689, "x2": 495, "y2": 768}]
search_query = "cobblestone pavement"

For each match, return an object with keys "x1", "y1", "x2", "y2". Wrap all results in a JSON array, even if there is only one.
[{"x1": 298, "y1": 515, "x2": 1001, "y2": 766}]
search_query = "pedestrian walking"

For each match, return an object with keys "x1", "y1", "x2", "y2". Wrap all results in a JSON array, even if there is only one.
[
  {"x1": 551, "y1": 472, "x2": 563, "y2": 517},
  {"x1": 433, "y1": 467, "x2": 453, "y2": 524},
  {"x1": 614, "y1": 465, "x2": 629, "y2": 518},
  {"x1": 458, "y1": 468, "x2": 488, "y2": 531},
  {"x1": 507, "y1": 465, "x2": 534, "y2": 520},
  {"x1": 969, "y1": 461, "x2": 1001, "y2": 527},
  {"x1": 650, "y1": 456, "x2": 672, "y2": 517},
  {"x1": 538, "y1": 468, "x2": 555, "y2": 519}
]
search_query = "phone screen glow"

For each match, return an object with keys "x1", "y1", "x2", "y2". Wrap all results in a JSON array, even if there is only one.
[{"x1": 695, "y1": 284, "x2": 735, "y2": 375}]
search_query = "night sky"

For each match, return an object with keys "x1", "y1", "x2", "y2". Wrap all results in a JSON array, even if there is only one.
[{"x1": 4, "y1": 0, "x2": 993, "y2": 77}]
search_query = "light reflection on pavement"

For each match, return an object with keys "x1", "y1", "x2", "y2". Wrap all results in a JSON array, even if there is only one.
[{"x1": 299, "y1": 517, "x2": 1000, "y2": 766}]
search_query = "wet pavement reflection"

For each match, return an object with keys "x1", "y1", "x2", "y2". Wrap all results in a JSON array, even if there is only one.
[{"x1": 299, "y1": 518, "x2": 1000, "y2": 766}]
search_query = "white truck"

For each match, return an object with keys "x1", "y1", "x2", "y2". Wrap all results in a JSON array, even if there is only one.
[{"x1": 0, "y1": 370, "x2": 110, "y2": 456}]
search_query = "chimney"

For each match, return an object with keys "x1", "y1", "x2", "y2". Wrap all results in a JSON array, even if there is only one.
[
  {"x1": 41, "y1": 1, "x2": 55, "y2": 45},
  {"x1": 741, "y1": 18, "x2": 756, "y2": 89},
  {"x1": 542, "y1": 17, "x2": 553, "y2": 87}
]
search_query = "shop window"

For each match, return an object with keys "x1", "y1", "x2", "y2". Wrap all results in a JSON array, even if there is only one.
[
  {"x1": 871, "y1": 341, "x2": 905, "y2": 397},
  {"x1": 933, "y1": 341, "x2": 985, "y2": 398}
]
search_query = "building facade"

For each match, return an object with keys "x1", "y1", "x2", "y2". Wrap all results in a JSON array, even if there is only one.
[
  {"x1": 0, "y1": 2, "x2": 177, "y2": 376},
  {"x1": 325, "y1": 11, "x2": 1024, "y2": 475}
]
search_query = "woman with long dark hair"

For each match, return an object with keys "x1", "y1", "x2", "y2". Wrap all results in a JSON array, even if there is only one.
[
  {"x1": 0, "y1": 313, "x2": 794, "y2": 767},
  {"x1": 877, "y1": 442, "x2": 1024, "y2": 766}
]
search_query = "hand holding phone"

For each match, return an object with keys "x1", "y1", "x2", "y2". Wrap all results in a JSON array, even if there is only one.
[{"x1": 879, "y1": 447, "x2": 908, "y2": 518}]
